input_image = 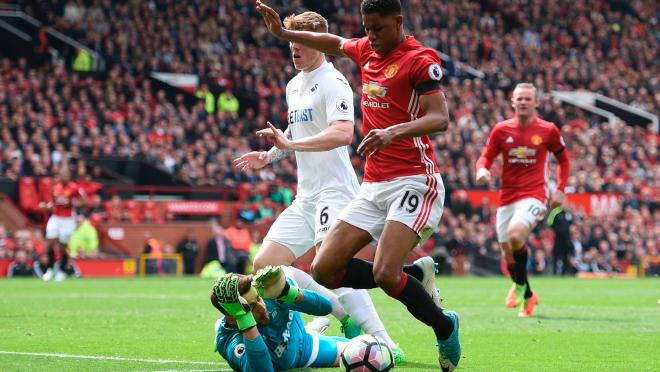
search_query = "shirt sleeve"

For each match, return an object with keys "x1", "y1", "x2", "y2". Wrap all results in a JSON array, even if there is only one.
[
  {"x1": 341, "y1": 37, "x2": 369, "y2": 65},
  {"x1": 548, "y1": 124, "x2": 566, "y2": 154},
  {"x1": 324, "y1": 72, "x2": 354, "y2": 124},
  {"x1": 409, "y1": 51, "x2": 443, "y2": 96},
  {"x1": 219, "y1": 329, "x2": 275, "y2": 372},
  {"x1": 281, "y1": 288, "x2": 333, "y2": 316},
  {"x1": 476, "y1": 125, "x2": 502, "y2": 170}
]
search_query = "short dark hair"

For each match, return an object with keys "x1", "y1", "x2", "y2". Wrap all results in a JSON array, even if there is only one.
[{"x1": 360, "y1": 0, "x2": 402, "y2": 16}]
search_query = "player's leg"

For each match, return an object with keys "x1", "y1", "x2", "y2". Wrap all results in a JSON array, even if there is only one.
[
  {"x1": 55, "y1": 216, "x2": 76, "y2": 281},
  {"x1": 304, "y1": 334, "x2": 348, "y2": 368},
  {"x1": 497, "y1": 205, "x2": 523, "y2": 307},
  {"x1": 311, "y1": 194, "x2": 385, "y2": 341},
  {"x1": 255, "y1": 200, "x2": 314, "y2": 271},
  {"x1": 311, "y1": 184, "x2": 383, "y2": 289},
  {"x1": 507, "y1": 198, "x2": 546, "y2": 317},
  {"x1": 252, "y1": 240, "x2": 296, "y2": 271},
  {"x1": 43, "y1": 216, "x2": 60, "y2": 281}
]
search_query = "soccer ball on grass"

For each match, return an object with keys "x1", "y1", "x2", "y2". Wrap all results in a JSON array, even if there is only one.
[{"x1": 339, "y1": 334, "x2": 394, "y2": 372}]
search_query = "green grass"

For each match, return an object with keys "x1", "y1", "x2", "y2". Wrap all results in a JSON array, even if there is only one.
[{"x1": 0, "y1": 276, "x2": 658, "y2": 371}]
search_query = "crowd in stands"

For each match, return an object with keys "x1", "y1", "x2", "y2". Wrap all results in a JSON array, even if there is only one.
[{"x1": 0, "y1": 0, "x2": 657, "y2": 276}]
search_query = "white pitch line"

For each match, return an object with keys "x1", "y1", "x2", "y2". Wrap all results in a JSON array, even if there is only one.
[{"x1": 0, "y1": 351, "x2": 223, "y2": 367}]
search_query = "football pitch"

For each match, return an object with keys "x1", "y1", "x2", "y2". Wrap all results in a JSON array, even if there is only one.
[{"x1": 1, "y1": 276, "x2": 658, "y2": 371}]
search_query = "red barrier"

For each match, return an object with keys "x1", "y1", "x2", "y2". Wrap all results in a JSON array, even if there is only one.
[
  {"x1": 460, "y1": 191, "x2": 623, "y2": 216},
  {"x1": 0, "y1": 259, "x2": 136, "y2": 278}
]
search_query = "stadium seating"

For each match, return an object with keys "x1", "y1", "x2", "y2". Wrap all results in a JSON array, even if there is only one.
[{"x1": 0, "y1": 0, "x2": 656, "y2": 275}]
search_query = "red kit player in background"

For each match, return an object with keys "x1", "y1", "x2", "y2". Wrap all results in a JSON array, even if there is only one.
[
  {"x1": 40, "y1": 167, "x2": 85, "y2": 281},
  {"x1": 256, "y1": 0, "x2": 460, "y2": 370},
  {"x1": 476, "y1": 83, "x2": 571, "y2": 317}
]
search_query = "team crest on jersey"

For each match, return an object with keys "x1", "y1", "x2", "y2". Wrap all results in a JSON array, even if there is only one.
[
  {"x1": 384, "y1": 64, "x2": 398, "y2": 78},
  {"x1": 234, "y1": 343, "x2": 246, "y2": 358},
  {"x1": 362, "y1": 82, "x2": 388, "y2": 99},
  {"x1": 428, "y1": 64, "x2": 443, "y2": 81},
  {"x1": 531, "y1": 135, "x2": 543, "y2": 145},
  {"x1": 336, "y1": 98, "x2": 351, "y2": 113}
]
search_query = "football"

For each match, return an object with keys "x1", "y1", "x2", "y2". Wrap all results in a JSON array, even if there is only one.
[{"x1": 339, "y1": 334, "x2": 394, "y2": 372}]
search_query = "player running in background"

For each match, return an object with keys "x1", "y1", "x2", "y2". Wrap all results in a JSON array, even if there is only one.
[
  {"x1": 256, "y1": 0, "x2": 460, "y2": 370},
  {"x1": 40, "y1": 167, "x2": 85, "y2": 281},
  {"x1": 476, "y1": 83, "x2": 571, "y2": 317},
  {"x1": 233, "y1": 10, "x2": 405, "y2": 362},
  {"x1": 211, "y1": 266, "x2": 349, "y2": 371}
]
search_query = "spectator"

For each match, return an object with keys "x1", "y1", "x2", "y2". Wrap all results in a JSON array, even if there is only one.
[
  {"x1": 547, "y1": 206, "x2": 575, "y2": 275},
  {"x1": 205, "y1": 225, "x2": 241, "y2": 274},
  {"x1": 68, "y1": 214, "x2": 100, "y2": 259},
  {"x1": 223, "y1": 219, "x2": 252, "y2": 274},
  {"x1": 176, "y1": 230, "x2": 200, "y2": 275},
  {"x1": 7, "y1": 250, "x2": 34, "y2": 277},
  {"x1": 217, "y1": 89, "x2": 239, "y2": 119}
]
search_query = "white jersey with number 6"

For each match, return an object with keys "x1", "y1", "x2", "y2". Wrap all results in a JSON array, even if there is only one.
[{"x1": 286, "y1": 61, "x2": 359, "y2": 199}]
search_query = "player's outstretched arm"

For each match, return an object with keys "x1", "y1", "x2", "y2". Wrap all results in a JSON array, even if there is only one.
[
  {"x1": 357, "y1": 92, "x2": 449, "y2": 157},
  {"x1": 258, "y1": 121, "x2": 354, "y2": 152},
  {"x1": 255, "y1": 0, "x2": 347, "y2": 56},
  {"x1": 253, "y1": 266, "x2": 333, "y2": 315},
  {"x1": 233, "y1": 127, "x2": 293, "y2": 171},
  {"x1": 475, "y1": 125, "x2": 502, "y2": 185},
  {"x1": 212, "y1": 274, "x2": 275, "y2": 372}
]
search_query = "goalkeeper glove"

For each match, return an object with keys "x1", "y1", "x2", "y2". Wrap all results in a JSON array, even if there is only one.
[
  {"x1": 212, "y1": 273, "x2": 259, "y2": 331},
  {"x1": 252, "y1": 265, "x2": 299, "y2": 303}
]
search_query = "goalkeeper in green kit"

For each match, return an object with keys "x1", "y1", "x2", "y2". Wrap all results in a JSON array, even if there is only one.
[{"x1": 211, "y1": 266, "x2": 349, "y2": 371}]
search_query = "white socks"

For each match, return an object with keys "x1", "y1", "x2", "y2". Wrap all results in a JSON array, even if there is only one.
[{"x1": 334, "y1": 287, "x2": 396, "y2": 348}]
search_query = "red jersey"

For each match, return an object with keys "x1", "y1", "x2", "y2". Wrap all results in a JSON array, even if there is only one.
[
  {"x1": 477, "y1": 116, "x2": 566, "y2": 206},
  {"x1": 342, "y1": 36, "x2": 443, "y2": 182},
  {"x1": 52, "y1": 182, "x2": 83, "y2": 217}
]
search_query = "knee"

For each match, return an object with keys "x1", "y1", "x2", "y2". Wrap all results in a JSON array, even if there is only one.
[
  {"x1": 507, "y1": 226, "x2": 526, "y2": 248},
  {"x1": 252, "y1": 256, "x2": 267, "y2": 272},
  {"x1": 310, "y1": 259, "x2": 335, "y2": 288},
  {"x1": 373, "y1": 266, "x2": 400, "y2": 293}
]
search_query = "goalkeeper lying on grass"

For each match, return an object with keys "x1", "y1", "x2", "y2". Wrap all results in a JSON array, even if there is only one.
[{"x1": 210, "y1": 266, "x2": 350, "y2": 371}]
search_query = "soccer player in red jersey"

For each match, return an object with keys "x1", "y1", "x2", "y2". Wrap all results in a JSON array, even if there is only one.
[
  {"x1": 476, "y1": 83, "x2": 571, "y2": 317},
  {"x1": 41, "y1": 168, "x2": 85, "y2": 281},
  {"x1": 256, "y1": 0, "x2": 460, "y2": 369}
]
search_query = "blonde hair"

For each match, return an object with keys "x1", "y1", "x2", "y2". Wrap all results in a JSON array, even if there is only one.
[
  {"x1": 513, "y1": 83, "x2": 537, "y2": 95},
  {"x1": 283, "y1": 11, "x2": 328, "y2": 33}
]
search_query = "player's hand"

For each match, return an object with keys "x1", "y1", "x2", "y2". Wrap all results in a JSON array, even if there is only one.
[
  {"x1": 357, "y1": 128, "x2": 395, "y2": 157},
  {"x1": 549, "y1": 190, "x2": 566, "y2": 209},
  {"x1": 233, "y1": 151, "x2": 270, "y2": 171},
  {"x1": 476, "y1": 168, "x2": 491, "y2": 185},
  {"x1": 256, "y1": 122, "x2": 294, "y2": 151},
  {"x1": 252, "y1": 265, "x2": 300, "y2": 302},
  {"x1": 213, "y1": 274, "x2": 258, "y2": 330},
  {"x1": 255, "y1": 0, "x2": 285, "y2": 38}
]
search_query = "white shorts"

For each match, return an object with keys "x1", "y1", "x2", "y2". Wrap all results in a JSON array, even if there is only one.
[
  {"x1": 496, "y1": 198, "x2": 547, "y2": 243},
  {"x1": 263, "y1": 190, "x2": 355, "y2": 258},
  {"x1": 45, "y1": 215, "x2": 76, "y2": 244},
  {"x1": 338, "y1": 173, "x2": 445, "y2": 245}
]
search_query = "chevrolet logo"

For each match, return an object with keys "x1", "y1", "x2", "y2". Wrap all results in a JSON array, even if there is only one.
[
  {"x1": 362, "y1": 82, "x2": 388, "y2": 99},
  {"x1": 509, "y1": 146, "x2": 537, "y2": 158}
]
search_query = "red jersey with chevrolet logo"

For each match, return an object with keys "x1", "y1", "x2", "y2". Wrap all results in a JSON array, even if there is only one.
[
  {"x1": 478, "y1": 116, "x2": 566, "y2": 206},
  {"x1": 342, "y1": 36, "x2": 442, "y2": 182}
]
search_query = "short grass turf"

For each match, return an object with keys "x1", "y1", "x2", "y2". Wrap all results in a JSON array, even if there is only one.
[{"x1": 0, "y1": 276, "x2": 658, "y2": 371}]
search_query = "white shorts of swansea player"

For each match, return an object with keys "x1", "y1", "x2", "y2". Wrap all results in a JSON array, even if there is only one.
[
  {"x1": 263, "y1": 190, "x2": 356, "y2": 258},
  {"x1": 496, "y1": 197, "x2": 547, "y2": 243},
  {"x1": 338, "y1": 173, "x2": 445, "y2": 246},
  {"x1": 45, "y1": 215, "x2": 76, "y2": 244}
]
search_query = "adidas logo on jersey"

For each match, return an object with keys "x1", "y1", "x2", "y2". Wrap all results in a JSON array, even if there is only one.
[{"x1": 506, "y1": 136, "x2": 514, "y2": 143}]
